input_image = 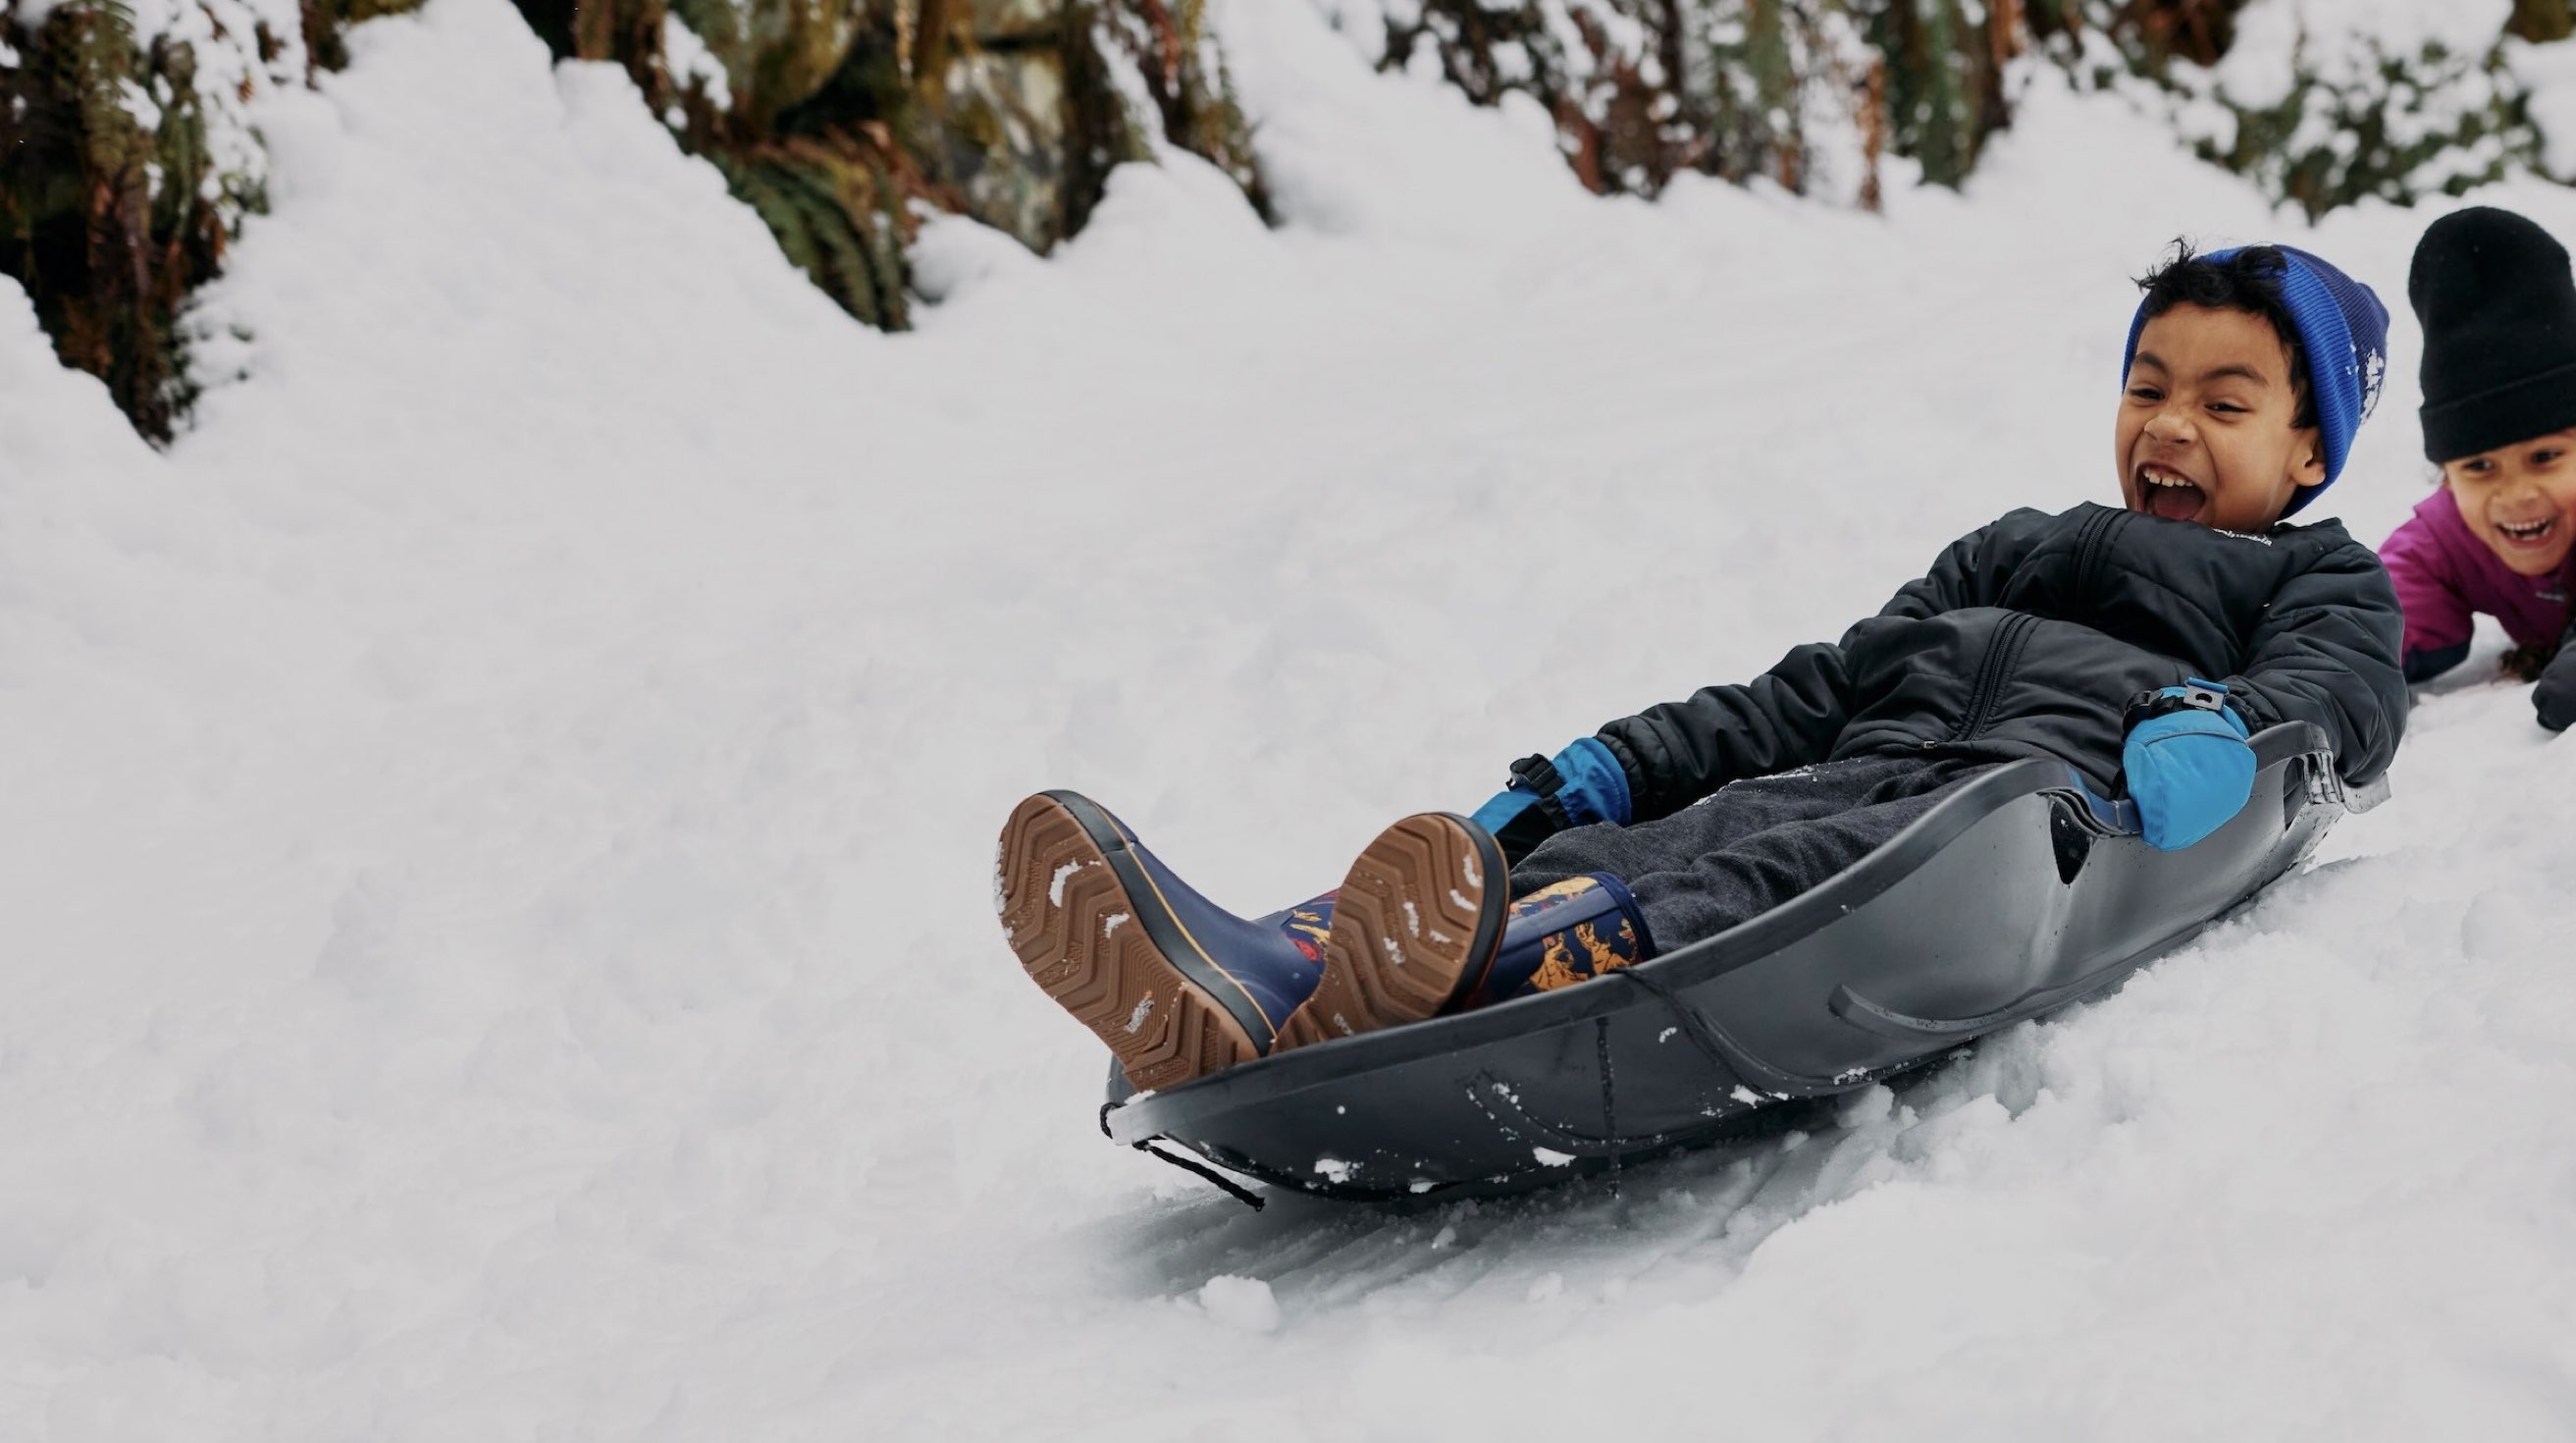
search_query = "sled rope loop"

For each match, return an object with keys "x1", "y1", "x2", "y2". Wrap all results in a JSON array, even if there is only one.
[
  {"x1": 1100, "y1": 1102, "x2": 1266, "y2": 1211},
  {"x1": 1596, "y1": 1017, "x2": 1620, "y2": 1197},
  {"x1": 1606, "y1": 965, "x2": 1741, "y2": 1089}
]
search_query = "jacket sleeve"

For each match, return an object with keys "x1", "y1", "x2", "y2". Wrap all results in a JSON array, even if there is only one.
[
  {"x1": 2378, "y1": 510, "x2": 2475, "y2": 681},
  {"x1": 1593, "y1": 516, "x2": 2026, "y2": 821},
  {"x1": 2217, "y1": 537, "x2": 2408, "y2": 785},
  {"x1": 1870, "y1": 509, "x2": 2031, "y2": 619},
  {"x1": 2534, "y1": 611, "x2": 2576, "y2": 732},
  {"x1": 1593, "y1": 643, "x2": 1857, "y2": 823}
]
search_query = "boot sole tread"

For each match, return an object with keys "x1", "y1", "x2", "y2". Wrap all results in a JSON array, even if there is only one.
[
  {"x1": 997, "y1": 794, "x2": 1263, "y2": 1091},
  {"x1": 1281, "y1": 814, "x2": 1498, "y2": 1049}
]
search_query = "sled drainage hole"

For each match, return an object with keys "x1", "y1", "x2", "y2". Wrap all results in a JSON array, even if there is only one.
[{"x1": 2049, "y1": 804, "x2": 2093, "y2": 884}]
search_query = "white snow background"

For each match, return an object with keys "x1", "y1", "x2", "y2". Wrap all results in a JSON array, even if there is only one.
[{"x1": 4, "y1": 0, "x2": 2575, "y2": 1436}]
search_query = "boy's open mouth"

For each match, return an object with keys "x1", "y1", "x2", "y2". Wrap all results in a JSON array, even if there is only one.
[
  {"x1": 2133, "y1": 464, "x2": 2205, "y2": 521},
  {"x1": 2495, "y1": 514, "x2": 2560, "y2": 549}
]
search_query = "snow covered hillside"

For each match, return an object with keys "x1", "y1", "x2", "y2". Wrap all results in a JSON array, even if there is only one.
[{"x1": 3, "y1": 0, "x2": 2572, "y2": 1435}]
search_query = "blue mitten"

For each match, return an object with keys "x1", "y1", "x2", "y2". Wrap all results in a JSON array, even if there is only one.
[
  {"x1": 1471, "y1": 737, "x2": 1633, "y2": 862},
  {"x1": 2122, "y1": 678, "x2": 2255, "y2": 852}
]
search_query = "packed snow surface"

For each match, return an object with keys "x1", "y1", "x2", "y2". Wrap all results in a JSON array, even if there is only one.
[{"x1": 4, "y1": 0, "x2": 2574, "y2": 1436}]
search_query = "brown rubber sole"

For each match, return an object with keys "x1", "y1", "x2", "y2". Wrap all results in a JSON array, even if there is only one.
[
  {"x1": 994, "y1": 793, "x2": 1264, "y2": 1091},
  {"x1": 1279, "y1": 813, "x2": 1506, "y2": 1050}
]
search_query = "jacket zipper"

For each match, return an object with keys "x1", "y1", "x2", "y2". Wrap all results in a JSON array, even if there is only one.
[
  {"x1": 1922, "y1": 510, "x2": 2116, "y2": 752},
  {"x1": 1943, "y1": 611, "x2": 2039, "y2": 745},
  {"x1": 2072, "y1": 506, "x2": 2126, "y2": 603}
]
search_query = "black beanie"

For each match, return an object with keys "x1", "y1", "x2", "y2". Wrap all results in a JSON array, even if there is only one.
[{"x1": 2412, "y1": 206, "x2": 2576, "y2": 463}]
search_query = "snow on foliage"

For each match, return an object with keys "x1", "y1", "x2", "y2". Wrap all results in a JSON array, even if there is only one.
[
  {"x1": 2040, "y1": 0, "x2": 2571, "y2": 217},
  {"x1": 0, "y1": 0, "x2": 341, "y2": 436},
  {"x1": 1333, "y1": 0, "x2": 2576, "y2": 217},
  {"x1": 4, "y1": 0, "x2": 2576, "y2": 1434}
]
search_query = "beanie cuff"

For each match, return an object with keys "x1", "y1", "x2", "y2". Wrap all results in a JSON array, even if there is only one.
[{"x1": 2421, "y1": 357, "x2": 2576, "y2": 463}]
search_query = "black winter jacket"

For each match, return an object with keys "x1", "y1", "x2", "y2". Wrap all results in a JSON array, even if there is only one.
[{"x1": 1594, "y1": 503, "x2": 2407, "y2": 822}]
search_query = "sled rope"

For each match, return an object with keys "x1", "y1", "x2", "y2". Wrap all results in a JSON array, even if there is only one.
[
  {"x1": 1596, "y1": 1017, "x2": 1620, "y2": 1198},
  {"x1": 1133, "y1": 1142, "x2": 1268, "y2": 1210},
  {"x1": 1100, "y1": 1102, "x2": 1266, "y2": 1211},
  {"x1": 1605, "y1": 967, "x2": 1740, "y2": 1083}
]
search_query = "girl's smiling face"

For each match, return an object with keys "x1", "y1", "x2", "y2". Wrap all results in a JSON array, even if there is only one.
[{"x1": 2442, "y1": 431, "x2": 2576, "y2": 576}]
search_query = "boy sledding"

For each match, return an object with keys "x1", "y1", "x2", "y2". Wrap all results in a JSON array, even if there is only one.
[{"x1": 997, "y1": 241, "x2": 2407, "y2": 1122}]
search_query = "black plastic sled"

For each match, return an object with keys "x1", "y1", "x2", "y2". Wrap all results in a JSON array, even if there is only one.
[{"x1": 1100, "y1": 723, "x2": 2383, "y2": 1204}]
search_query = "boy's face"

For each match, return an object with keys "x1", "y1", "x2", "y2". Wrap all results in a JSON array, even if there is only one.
[
  {"x1": 2440, "y1": 432, "x2": 2576, "y2": 577},
  {"x1": 2114, "y1": 304, "x2": 2327, "y2": 532}
]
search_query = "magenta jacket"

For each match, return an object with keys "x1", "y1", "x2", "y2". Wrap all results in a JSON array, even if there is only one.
[{"x1": 2379, "y1": 487, "x2": 2576, "y2": 679}]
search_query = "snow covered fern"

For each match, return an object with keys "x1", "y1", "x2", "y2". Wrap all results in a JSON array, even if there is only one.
[
  {"x1": 0, "y1": 0, "x2": 381, "y2": 439},
  {"x1": 1352, "y1": 0, "x2": 2016, "y2": 205},
  {"x1": 2033, "y1": 0, "x2": 2575, "y2": 220},
  {"x1": 1341, "y1": 0, "x2": 2576, "y2": 217}
]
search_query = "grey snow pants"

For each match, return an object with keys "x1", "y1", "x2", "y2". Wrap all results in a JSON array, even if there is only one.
[{"x1": 1509, "y1": 752, "x2": 2001, "y2": 953}]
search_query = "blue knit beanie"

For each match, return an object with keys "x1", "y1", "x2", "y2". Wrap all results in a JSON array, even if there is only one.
[{"x1": 2120, "y1": 244, "x2": 2390, "y2": 515}]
